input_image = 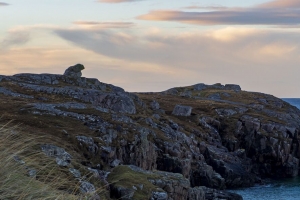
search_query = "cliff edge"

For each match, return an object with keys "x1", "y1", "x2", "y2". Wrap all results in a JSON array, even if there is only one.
[{"x1": 1, "y1": 64, "x2": 299, "y2": 200}]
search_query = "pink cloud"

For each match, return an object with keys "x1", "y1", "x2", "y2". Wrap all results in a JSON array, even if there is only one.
[
  {"x1": 137, "y1": 0, "x2": 300, "y2": 26},
  {"x1": 257, "y1": 0, "x2": 300, "y2": 9},
  {"x1": 73, "y1": 21, "x2": 135, "y2": 29}
]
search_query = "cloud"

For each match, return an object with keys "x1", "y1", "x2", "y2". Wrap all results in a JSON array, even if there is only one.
[
  {"x1": 2, "y1": 22, "x2": 300, "y2": 96},
  {"x1": 73, "y1": 21, "x2": 135, "y2": 29},
  {"x1": 52, "y1": 24, "x2": 300, "y2": 96},
  {"x1": 257, "y1": 0, "x2": 300, "y2": 9},
  {"x1": 98, "y1": 0, "x2": 143, "y2": 3},
  {"x1": 183, "y1": 5, "x2": 228, "y2": 10},
  {"x1": 137, "y1": 0, "x2": 300, "y2": 26},
  {"x1": 0, "y1": 2, "x2": 9, "y2": 6},
  {"x1": 1, "y1": 30, "x2": 30, "y2": 49}
]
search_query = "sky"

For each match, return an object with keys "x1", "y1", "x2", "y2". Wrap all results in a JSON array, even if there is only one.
[{"x1": 1, "y1": 0, "x2": 300, "y2": 97}]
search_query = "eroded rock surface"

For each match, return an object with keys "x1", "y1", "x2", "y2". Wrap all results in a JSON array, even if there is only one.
[{"x1": 2, "y1": 64, "x2": 300, "y2": 199}]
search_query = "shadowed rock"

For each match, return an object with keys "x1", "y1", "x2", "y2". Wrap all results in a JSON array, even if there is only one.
[
  {"x1": 64, "y1": 63, "x2": 85, "y2": 78},
  {"x1": 172, "y1": 105, "x2": 192, "y2": 116}
]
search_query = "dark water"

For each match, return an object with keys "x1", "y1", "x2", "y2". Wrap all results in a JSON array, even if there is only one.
[
  {"x1": 230, "y1": 177, "x2": 300, "y2": 200},
  {"x1": 231, "y1": 98, "x2": 300, "y2": 199},
  {"x1": 282, "y1": 98, "x2": 300, "y2": 110}
]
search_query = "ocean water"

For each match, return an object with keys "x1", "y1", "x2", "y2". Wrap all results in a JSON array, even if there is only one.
[
  {"x1": 282, "y1": 98, "x2": 300, "y2": 109},
  {"x1": 230, "y1": 99, "x2": 300, "y2": 200},
  {"x1": 230, "y1": 177, "x2": 300, "y2": 200}
]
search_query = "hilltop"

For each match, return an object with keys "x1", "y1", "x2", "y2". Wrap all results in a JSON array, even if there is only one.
[{"x1": 1, "y1": 64, "x2": 300, "y2": 200}]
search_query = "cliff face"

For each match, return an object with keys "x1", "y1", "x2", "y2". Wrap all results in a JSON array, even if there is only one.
[{"x1": 1, "y1": 64, "x2": 300, "y2": 200}]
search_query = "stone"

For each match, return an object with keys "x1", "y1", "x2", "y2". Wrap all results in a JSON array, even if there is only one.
[
  {"x1": 190, "y1": 162, "x2": 225, "y2": 189},
  {"x1": 112, "y1": 114, "x2": 133, "y2": 123},
  {"x1": 150, "y1": 100, "x2": 160, "y2": 110},
  {"x1": 215, "y1": 108, "x2": 237, "y2": 116},
  {"x1": 172, "y1": 105, "x2": 192, "y2": 116},
  {"x1": 41, "y1": 144, "x2": 72, "y2": 166},
  {"x1": 110, "y1": 159, "x2": 121, "y2": 168},
  {"x1": 151, "y1": 191, "x2": 168, "y2": 200},
  {"x1": 193, "y1": 83, "x2": 208, "y2": 91},
  {"x1": 0, "y1": 87, "x2": 34, "y2": 99},
  {"x1": 80, "y1": 181, "x2": 96, "y2": 193},
  {"x1": 188, "y1": 187, "x2": 205, "y2": 200},
  {"x1": 27, "y1": 168, "x2": 37, "y2": 177},
  {"x1": 76, "y1": 136, "x2": 98, "y2": 155},
  {"x1": 13, "y1": 155, "x2": 25, "y2": 164},
  {"x1": 208, "y1": 93, "x2": 221, "y2": 100},
  {"x1": 202, "y1": 186, "x2": 243, "y2": 200},
  {"x1": 224, "y1": 84, "x2": 241, "y2": 91},
  {"x1": 63, "y1": 64, "x2": 85, "y2": 78},
  {"x1": 69, "y1": 168, "x2": 81, "y2": 178}
]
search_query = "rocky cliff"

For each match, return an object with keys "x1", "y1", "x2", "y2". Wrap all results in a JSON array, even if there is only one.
[{"x1": 1, "y1": 64, "x2": 300, "y2": 200}]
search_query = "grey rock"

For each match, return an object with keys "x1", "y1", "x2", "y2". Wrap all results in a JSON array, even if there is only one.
[
  {"x1": 87, "y1": 167, "x2": 100, "y2": 177},
  {"x1": 224, "y1": 84, "x2": 241, "y2": 91},
  {"x1": 193, "y1": 83, "x2": 208, "y2": 91},
  {"x1": 126, "y1": 165, "x2": 190, "y2": 199},
  {"x1": 94, "y1": 106, "x2": 109, "y2": 113},
  {"x1": 27, "y1": 168, "x2": 37, "y2": 177},
  {"x1": 69, "y1": 168, "x2": 81, "y2": 178},
  {"x1": 211, "y1": 83, "x2": 225, "y2": 89},
  {"x1": 58, "y1": 102, "x2": 87, "y2": 109},
  {"x1": 150, "y1": 100, "x2": 160, "y2": 110},
  {"x1": 208, "y1": 93, "x2": 221, "y2": 100},
  {"x1": 222, "y1": 92, "x2": 231, "y2": 97},
  {"x1": 41, "y1": 144, "x2": 72, "y2": 166},
  {"x1": 76, "y1": 136, "x2": 94, "y2": 145},
  {"x1": 0, "y1": 87, "x2": 34, "y2": 99},
  {"x1": 80, "y1": 181, "x2": 96, "y2": 193},
  {"x1": 215, "y1": 108, "x2": 237, "y2": 116},
  {"x1": 188, "y1": 187, "x2": 205, "y2": 200},
  {"x1": 145, "y1": 117, "x2": 157, "y2": 128},
  {"x1": 110, "y1": 159, "x2": 121, "y2": 168},
  {"x1": 180, "y1": 91, "x2": 192, "y2": 98},
  {"x1": 112, "y1": 114, "x2": 133, "y2": 123},
  {"x1": 190, "y1": 162, "x2": 225, "y2": 189},
  {"x1": 249, "y1": 103, "x2": 264, "y2": 111},
  {"x1": 151, "y1": 191, "x2": 168, "y2": 200},
  {"x1": 13, "y1": 155, "x2": 25, "y2": 164},
  {"x1": 153, "y1": 114, "x2": 161, "y2": 119},
  {"x1": 203, "y1": 186, "x2": 242, "y2": 200},
  {"x1": 172, "y1": 105, "x2": 192, "y2": 116},
  {"x1": 76, "y1": 136, "x2": 99, "y2": 155},
  {"x1": 64, "y1": 64, "x2": 85, "y2": 78},
  {"x1": 18, "y1": 83, "x2": 134, "y2": 114},
  {"x1": 204, "y1": 145, "x2": 255, "y2": 188}
]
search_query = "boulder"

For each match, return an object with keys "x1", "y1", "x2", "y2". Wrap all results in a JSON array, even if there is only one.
[
  {"x1": 64, "y1": 63, "x2": 85, "y2": 78},
  {"x1": 203, "y1": 187, "x2": 243, "y2": 200},
  {"x1": 224, "y1": 84, "x2": 241, "y2": 91},
  {"x1": 41, "y1": 144, "x2": 72, "y2": 166},
  {"x1": 193, "y1": 83, "x2": 208, "y2": 91},
  {"x1": 172, "y1": 105, "x2": 192, "y2": 116},
  {"x1": 150, "y1": 100, "x2": 160, "y2": 110}
]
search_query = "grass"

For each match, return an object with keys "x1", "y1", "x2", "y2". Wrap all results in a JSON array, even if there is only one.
[
  {"x1": 107, "y1": 165, "x2": 160, "y2": 199},
  {"x1": 0, "y1": 122, "x2": 105, "y2": 200}
]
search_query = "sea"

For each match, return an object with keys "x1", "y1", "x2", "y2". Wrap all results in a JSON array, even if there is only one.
[{"x1": 230, "y1": 98, "x2": 300, "y2": 200}]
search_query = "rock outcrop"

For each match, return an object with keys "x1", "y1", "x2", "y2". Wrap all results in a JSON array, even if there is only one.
[
  {"x1": 172, "y1": 105, "x2": 192, "y2": 116},
  {"x1": 64, "y1": 63, "x2": 85, "y2": 78},
  {"x1": 1, "y1": 64, "x2": 300, "y2": 200}
]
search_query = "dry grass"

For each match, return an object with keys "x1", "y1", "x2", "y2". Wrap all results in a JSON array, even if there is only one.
[{"x1": 0, "y1": 122, "x2": 84, "y2": 200}]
